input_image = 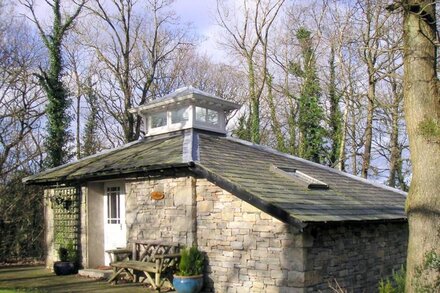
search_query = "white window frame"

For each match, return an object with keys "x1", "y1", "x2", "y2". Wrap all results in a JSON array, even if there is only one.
[{"x1": 106, "y1": 186, "x2": 121, "y2": 224}]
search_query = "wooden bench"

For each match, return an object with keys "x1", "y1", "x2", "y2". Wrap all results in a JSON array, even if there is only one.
[{"x1": 108, "y1": 240, "x2": 182, "y2": 290}]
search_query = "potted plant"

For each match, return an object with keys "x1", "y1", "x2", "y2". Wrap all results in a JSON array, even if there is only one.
[
  {"x1": 53, "y1": 241, "x2": 78, "y2": 275},
  {"x1": 173, "y1": 246, "x2": 205, "y2": 293}
]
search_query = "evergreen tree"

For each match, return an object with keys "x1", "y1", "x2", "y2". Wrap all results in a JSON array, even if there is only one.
[
  {"x1": 233, "y1": 113, "x2": 252, "y2": 142},
  {"x1": 291, "y1": 27, "x2": 326, "y2": 163},
  {"x1": 24, "y1": 0, "x2": 85, "y2": 168},
  {"x1": 81, "y1": 81, "x2": 100, "y2": 158},
  {"x1": 328, "y1": 46, "x2": 343, "y2": 167}
]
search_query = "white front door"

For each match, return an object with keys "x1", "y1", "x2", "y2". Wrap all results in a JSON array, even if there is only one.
[{"x1": 103, "y1": 184, "x2": 126, "y2": 265}]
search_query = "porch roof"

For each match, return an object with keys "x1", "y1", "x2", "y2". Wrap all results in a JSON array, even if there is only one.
[{"x1": 24, "y1": 130, "x2": 407, "y2": 226}]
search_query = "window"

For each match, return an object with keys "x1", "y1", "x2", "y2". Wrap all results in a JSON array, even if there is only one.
[
  {"x1": 196, "y1": 106, "x2": 219, "y2": 126},
  {"x1": 151, "y1": 112, "x2": 167, "y2": 128},
  {"x1": 195, "y1": 106, "x2": 206, "y2": 122},
  {"x1": 107, "y1": 186, "x2": 121, "y2": 224},
  {"x1": 207, "y1": 109, "x2": 219, "y2": 125},
  {"x1": 171, "y1": 107, "x2": 189, "y2": 124},
  {"x1": 270, "y1": 165, "x2": 329, "y2": 190}
]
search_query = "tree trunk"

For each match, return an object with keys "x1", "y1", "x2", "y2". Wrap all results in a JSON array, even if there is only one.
[
  {"x1": 361, "y1": 74, "x2": 375, "y2": 178},
  {"x1": 350, "y1": 99, "x2": 357, "y2": 175},
  {"x1": 76, "y1": 95, "x2": 81, "y2": 159},
  {"x1": 337, "y1": 94, "x2": 349, "y2": 172},
  {"x1": 403, "y1": 1, "x2": 440, "y2": 291},
  {"x1": 266, "y1": 72, "x2": 285, "y2": 152},
  {"x1": 247, "y1": 56, "x2": 260, "y2": 144},
  {"x1": 388, "y1": 82, "x2": 400, "y2": 188}
]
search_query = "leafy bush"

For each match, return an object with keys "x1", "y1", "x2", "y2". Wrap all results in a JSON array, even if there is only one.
[
  {"x1": 0, "y1": 172, "x2": 44, "y2": 262},
  {"x1": 58, "y1": 240, "x2": 78, "y2": 263},
  {"x1": 178, "y1": 246, "x2": 204, "y2": 276},
  {"x1": 378, "y1": 266, "x2": 405, "y2": 293},
  {"x1": 58, "y1": 247, "x2": 68, "y2": 262}
]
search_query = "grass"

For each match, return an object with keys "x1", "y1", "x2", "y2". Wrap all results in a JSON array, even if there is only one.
[{"x1": 0, "y1": 266, "x2": 164, "y2": 292}]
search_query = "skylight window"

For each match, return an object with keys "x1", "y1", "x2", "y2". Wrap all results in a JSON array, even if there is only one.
[{"x1": 270, "y1": 165, "x2": 329, "y2": 190}]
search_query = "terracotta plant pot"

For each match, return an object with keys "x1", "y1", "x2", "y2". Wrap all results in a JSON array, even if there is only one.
[
  {"x1": 53, "y1": 261, "x2": 77, "y2": 275},
  {"x1": 172, "y1": 274, "x2": 203, "y2": 293}
]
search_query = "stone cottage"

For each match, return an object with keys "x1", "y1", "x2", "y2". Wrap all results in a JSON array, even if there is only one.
[{"x1": 25, "y1": 87, "x2": 408, "y2": 292}]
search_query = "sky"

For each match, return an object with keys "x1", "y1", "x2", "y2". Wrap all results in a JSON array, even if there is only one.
[
  {"x1": 16, "y1": 0, "x2": 226, "y2": 62},
  {"x1": 171, "y1": 0, "x2": 225, "y2": 61}
]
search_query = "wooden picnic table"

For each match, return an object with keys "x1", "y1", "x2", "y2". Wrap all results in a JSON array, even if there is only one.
[{"x1": 108, "y1": 240, "x2": 182, "y2": 290}]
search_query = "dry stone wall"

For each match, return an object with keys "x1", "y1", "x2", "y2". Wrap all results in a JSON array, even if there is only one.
[
  {"x1": 303, "y1": 222, "x2": 408, "y2": 292},
  {"x1": 195, "y1": 179, "x2": 307, "y2": 293},
  {"x1": 125, "y1": 176, "x2": 196, "y2": 246}
]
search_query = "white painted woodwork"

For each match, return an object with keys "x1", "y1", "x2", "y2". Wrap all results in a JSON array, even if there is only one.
[{"x1": 103, "y1": 182, "x2": 126, "y2": 265}]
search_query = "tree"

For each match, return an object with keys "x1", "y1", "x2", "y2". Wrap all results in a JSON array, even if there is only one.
[
  {"x1": 217, "y1": 0, "x2": 285, "y2": 144},
  {"x1": 21, "y1": 0, "x2": 86, "y2": 168},
  {"x1": 328, "y1": 45, "x2": 343, "y2": 167},
  {"x1": 397, "y1": 0, "x2": 440, "y2": 290},
  {"x1": 292, "y1": 27, "x2": 326, "y2": 163},
  {"x1": 0, "y1": 8, "x2": 45, "y2": 178},
  {"x1": 81, "y1": 79, "x2": 100, "y2": 157},
  {"x1": 84, "y1": 0, "x2": 192, "y2": 144}
]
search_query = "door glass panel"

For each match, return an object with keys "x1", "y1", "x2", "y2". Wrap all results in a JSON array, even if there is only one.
[{"x1": 107, "y1": 187, "x2": 120, "y2": 224}]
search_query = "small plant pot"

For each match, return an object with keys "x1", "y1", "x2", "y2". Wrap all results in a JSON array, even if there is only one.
[
  {"x1": 172, "y1": 274, "x2": 203, "y2": 293},
  {"x1": 53, "y1": 261, "x2": 77, "y2": 275}
]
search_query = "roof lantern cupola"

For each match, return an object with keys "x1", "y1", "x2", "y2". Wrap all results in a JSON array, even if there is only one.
[{"x1": 129, "y1": 86, "x2": 241, "y2": 137}]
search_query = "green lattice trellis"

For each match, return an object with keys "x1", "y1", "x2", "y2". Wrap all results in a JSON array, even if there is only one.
[{"x1": 52, "y1": 187, "x2": 80, "y2": 253}]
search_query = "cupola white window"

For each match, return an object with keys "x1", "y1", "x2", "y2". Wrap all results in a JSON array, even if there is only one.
[
  {"x1": 171, "y1": 107, "x2": 189, "y2": 124},
  {"x1": 151, "y1": 111, "x2": 167, "y2": 128},
  {"x1": 128, "y1": 86, "x2": 241, "y2": 137},
  {"x1": 195, "y1": 106, "x2": 219, "y2": 126}
]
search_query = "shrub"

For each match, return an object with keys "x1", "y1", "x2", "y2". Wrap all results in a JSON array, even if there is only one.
[
  {"x1": 178, "y1": 246, "x2": 204, "y2": 276},
  {"x1": 378, "y1": 266, "x2": 406, "y2": 293},
  {"x1": 58, "y1": 247, "x2": 68, "y2": 262},
  {"x1": 58, "y1": 240, "x2": 77, "y2": 263}
]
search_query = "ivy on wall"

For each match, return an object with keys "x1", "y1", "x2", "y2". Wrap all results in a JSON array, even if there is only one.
[{"x1": 52, "y1": 187, "x2": 80, "y2": 253}]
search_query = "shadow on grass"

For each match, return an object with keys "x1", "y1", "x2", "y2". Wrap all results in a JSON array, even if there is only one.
[
  {"x1": 0, "y1": 267, "x2": 44, "y2": 275},
  {"x1": 0, "y1": 266, "x2": 160, "y2": 293}
]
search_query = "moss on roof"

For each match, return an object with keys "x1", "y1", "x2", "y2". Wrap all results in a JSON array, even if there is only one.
[{"x1": 24, "y1": 131, "x2": 406, "y2": 224}]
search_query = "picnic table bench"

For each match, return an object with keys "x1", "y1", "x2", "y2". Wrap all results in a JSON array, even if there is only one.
[{"x1": 107, "y1": 240, "x2": 182, "y2": 290}]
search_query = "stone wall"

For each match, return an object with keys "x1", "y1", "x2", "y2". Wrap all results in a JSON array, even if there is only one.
[
  {"x1": 125, "y1": 176, "x2": 196, "y2": 246},
  {"x1": 195, "y1": 179, "x2": 307, "y2": 293},
  {"x1": 303, "y1": 222, "x2": 408, "y2": 292}
]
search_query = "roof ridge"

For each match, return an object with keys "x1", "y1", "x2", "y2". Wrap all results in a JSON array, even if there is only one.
[
  {"x1": 182, "y1": 129, "x2": 200, "y2": 162},
  {"x1": 224, "y1": 136, "x2": 408, "y2": 197}
]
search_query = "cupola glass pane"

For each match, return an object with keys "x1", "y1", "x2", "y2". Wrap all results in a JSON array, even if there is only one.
[
  {"x1": 151, "y1": 111, "x2": 167, "y2": 128},
  {"x1": 196, "y1": 106, "x2": 206, "y2": 122},
  {"x1": 171, "y1": 107, "x2": 189, "y2": 123},
  {"x1": 207, "y1": 109, "x2": 219, "y2": 125}
]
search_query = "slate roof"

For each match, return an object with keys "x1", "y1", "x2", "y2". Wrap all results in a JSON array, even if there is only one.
[{"x1": 24, "y1": 130, "x2": 407, "y2": 227}]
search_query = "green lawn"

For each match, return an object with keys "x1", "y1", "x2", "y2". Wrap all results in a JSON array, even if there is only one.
[{"x1": 0, "y1": 266, "x2": 161, "y2": 292}]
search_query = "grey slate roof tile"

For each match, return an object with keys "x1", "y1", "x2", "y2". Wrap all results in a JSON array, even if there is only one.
[
  {"x1": 196, "y1": 134, "x2": 406, "y2": 223},
  {"x1": 24, "y1": 131, "x2": 406, "y2": 224}
]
